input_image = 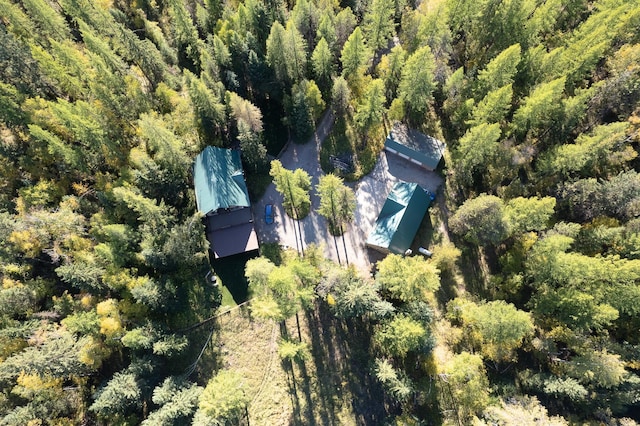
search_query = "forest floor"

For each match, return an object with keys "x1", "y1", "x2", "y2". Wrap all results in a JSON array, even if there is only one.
[{"x1": 215, "y1": 303, "x2": 386, "y2": 425}]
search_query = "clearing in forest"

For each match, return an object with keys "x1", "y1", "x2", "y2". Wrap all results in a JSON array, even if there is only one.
[{"x1": 215, "y1": 304, "x2": 386, "y2": 425}]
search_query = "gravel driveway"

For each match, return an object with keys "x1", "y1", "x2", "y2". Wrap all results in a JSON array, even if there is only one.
[{"x1": 252, "y1": 112, "x2": 444, "y2": 273}]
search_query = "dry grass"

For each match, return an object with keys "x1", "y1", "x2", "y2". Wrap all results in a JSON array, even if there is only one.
[{"x1": 215, "y1": 304, "x2": 385, "y2": 425}]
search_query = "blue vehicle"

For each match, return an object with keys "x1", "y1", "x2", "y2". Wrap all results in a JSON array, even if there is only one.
[{"x1": 265, "y1": 204, "x2": 274, "y2": 224}]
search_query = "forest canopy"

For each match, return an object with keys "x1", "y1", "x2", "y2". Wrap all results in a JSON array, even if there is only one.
[{"x1": 1, "y1": 0, "x2": 640, "y2": 424}]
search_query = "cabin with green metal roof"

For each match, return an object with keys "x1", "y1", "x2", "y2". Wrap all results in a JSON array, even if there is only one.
[
  {"x1": 384, "y1": 124, "x2": 445, "y2": 171},
  {"x1": 366, "y1": 181, "x2": 431, "y2": 255},
  {"x1": 193, "y1": 146, "x2": 258, "y2": 258},
  {"x1": 194, "y1": 146, "x2": 250, "y2": 214}
]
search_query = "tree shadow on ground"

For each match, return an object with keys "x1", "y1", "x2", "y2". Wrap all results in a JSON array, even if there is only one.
[
  {"x1": 436, "y1": 269, "x2": 461, "y2": 308},
  {"x1": 458, "y1": 244, "x2": 491, "y2": 298},
  {"x1": 412, "y1": 211, "x2": 436, "y2": 253},
  {"x1": 277, "y1": 320, "x2": 317, "y2": 425},
  {"x1": 285, "y1": 358, "x2": 319, "y2": 426},
  {"x1": 211, "y1": 250, "x2": 257, "y2": 304},
  {"x1": 192, "y1": 323, "x2": 223, "y2": 384},
  {"x1": 299, "y1": 304, "x2": 386, "y2": 425}
]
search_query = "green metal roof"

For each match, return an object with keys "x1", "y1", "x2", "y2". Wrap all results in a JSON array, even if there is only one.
[
  {"x1": 366, "y1": 181, "x2": 431, "y2": 254},
  {"x1": 385, "y1": 125, "x2": 445, "y2": 170},
  {"x1": 193, "y1": 146, "x2": 250, "y2": 214}
]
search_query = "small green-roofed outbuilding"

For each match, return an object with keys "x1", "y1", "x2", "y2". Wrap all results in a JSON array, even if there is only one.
[
  {"x1": 194, "y1": 146, "x2": 250, "y2": 215},
  {"x1": 384, "y1": 124, "x2": 445, "y2": 171},
  {"x1": 366, "y1": 181, "x2": 431, "y2": 255}
]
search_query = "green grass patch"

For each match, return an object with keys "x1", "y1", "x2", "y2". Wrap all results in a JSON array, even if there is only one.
[
  {"x1": 218, "y1": 284, "x2": 237, "y2": 308},
  {"x1": 411, "y1": 209, "x2": 436, "y2": 253},
  {"x1": 282, "y1": 200, "x2": 310, "y2": 220},
  {"x1": 211, "y1": 251, "x2": 256, "y2": 304}
]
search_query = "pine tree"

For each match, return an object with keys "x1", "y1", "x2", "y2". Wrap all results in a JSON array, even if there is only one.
[
  {"x1": 363, "y1": 0, "x2": 395, "y2": 51},
  {"x1": 311, "y1": 37, "x2": 334, "y2": 94},
  {"x1": 398, "y1": 45, "x2": 436, "y2": 121},
  {"x1": 340, "y1": 27, "x2": 369, "y2": 79}
]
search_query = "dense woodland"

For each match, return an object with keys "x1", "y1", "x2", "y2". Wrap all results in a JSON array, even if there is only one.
[{"x1": 1, "y1": 0, "x2": 640, "y2": 424}]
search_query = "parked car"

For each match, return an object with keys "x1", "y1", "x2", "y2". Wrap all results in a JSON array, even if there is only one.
[{"x1": 265, "y1": 204, "x2": 274, "y2": 224}]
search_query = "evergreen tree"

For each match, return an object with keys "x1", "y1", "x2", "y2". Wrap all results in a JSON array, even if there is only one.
[
  {"x1": 377, "y1": 45, "x2": 406, "y2": 102},
  {"x1": 22, "y1": 0, "x2": 71, "y2": 42},
  {"x1": 270, "y1": 160, "x2": 311, "y2": 219},
  {"x1": 354, "y1": 79, "x2": 386, "y2": 141},
  {"x1": 450, "y1": 194, "x2": 509, "y2": 245},
  {"x1": 167, "y1": 0, "x2": 202, "y2": 71},
  {"x1": 331, "y1": 76, "x2": 351, "y2": 116},
  {"x1": 363, "y1": 0, "x2": 395, "y2": 51},
  {"x1": 284, "y1": 21, "x2": 309, "y2": 84},
  {"x1": 467, "y1": 84, "x2": 513, "y2": 127},
  {"x1": 266, "y1": 21, "x2": 288, "y2": 84},
  {"x1": 340, "y1": 27, "x2": 370, "y2": 79},
  {"x1": 398, "y1": 45, "x2": 436, "y2": 122},
  {"x1": 311, "y1": 37, "x2": 334, "y2": 94},
  {"x1": 455, "y1": 123, "x2": 502, "y2": 186}
]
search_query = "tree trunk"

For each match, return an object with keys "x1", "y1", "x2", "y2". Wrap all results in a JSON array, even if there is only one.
[
  {"x1": 333, "y1": 225, "x2": 342, "y2": 265},
  {"x1": 340, "y1": 223, "x2": 349, "y2": 265},
  {"x1": 296, "y1": 212, "x2": 304, "y2": 256},
  {"x1": 295, "y1": 312, "x2": 302, "y2": 342}
]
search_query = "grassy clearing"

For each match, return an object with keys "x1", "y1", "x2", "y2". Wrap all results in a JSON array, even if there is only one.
[
  {"x1": 218, "y1": 284, "x2": 237, "y2": 308},
  {"x1": 215, "y1": 303, "x2": 386, "y2": 425}
]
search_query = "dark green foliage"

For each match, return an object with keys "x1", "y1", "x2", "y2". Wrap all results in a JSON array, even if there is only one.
[
  {"x1": 143, "y1": 378, "x2": 203, "y2": 425},
  {"x1": 331, "y1": 75, "x2": 351, "y2": 116},
  {"x1": 0, "y1": 82, "x2": 26, "y2": 127},
  {"x1": 0, "y1": 26, "x2": 51, "y2": 96},
  {"x1": 0, "y1": 330, "x2": 90, "y2": 383},
  {"x1": 319, "y1": 266, "x2": 393, "y2": 319},
  {"x1": 363, "y1": 0, "x2": 395, "y2": 50},
  {"x1": 0, "y1": 285, "x2": 37, "y2": 318},
  {"x1": 288, "y1": 82, "x2": 316, "y2": 141},
  {"x1": 56, "y1": 262, "x2": 106, "y2": 293},
  {"x1": 398, "y1": 45, "x2": 436, "y2": 121},
  {"x1": 185, "y1": 71, "x2": 227, "y2": 145},
  {"x1": 559, "y1": 170, "x2": 640, "y2": 222},
  {"x1": 90, "y1": 372, "x2": 142, "y2": 419},
  {"x1": 1, "y1": 0, "x2": 640, "y2": 423},
  {"x1": 449, "y1": 195, "x2": 509, "y2": 245}
]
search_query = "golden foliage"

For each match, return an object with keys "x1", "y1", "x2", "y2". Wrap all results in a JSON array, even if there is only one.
[
  {"x1": 79, "y1": 336, "x2": 112, "y2": 369},
  {"x1": 8, "y1": 229, "x2": 43, "y2": 257}
]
